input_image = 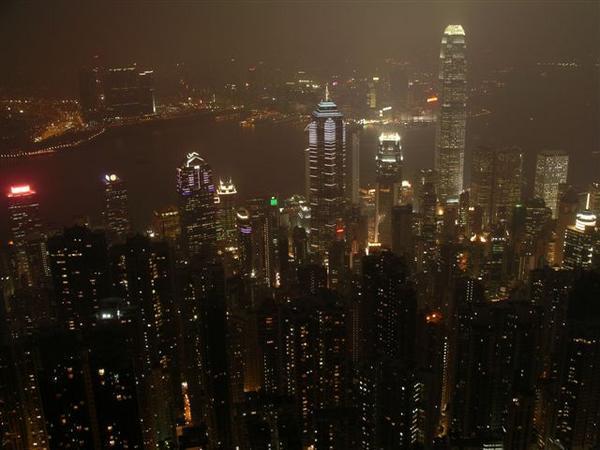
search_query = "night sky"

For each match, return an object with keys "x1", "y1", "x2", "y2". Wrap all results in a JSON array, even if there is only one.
[{"x1": 1, "y1": 1, "x2": 598, "y2": 95}]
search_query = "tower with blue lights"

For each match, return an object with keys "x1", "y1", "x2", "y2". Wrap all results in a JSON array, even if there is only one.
[
  {"x1": 306, "y1": 86, "x2": 346, "y2": 257},
  {"x1": 177, "y1": 152, "x2": 218, "y2": 259}
]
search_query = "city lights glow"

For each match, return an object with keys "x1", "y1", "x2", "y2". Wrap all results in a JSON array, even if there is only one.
[
  {"x1": 1, "y1": 7, "x2": 597, "y2": 448},
  {"x1": 378, "y1": 132, "x2": 401, "y2": 143},
  {"x1": 10, "y1": 185, "x2": 32, "y2": 194},
  {"x1": 444, "y1": 24, "x2": 465, "y2": 36}
]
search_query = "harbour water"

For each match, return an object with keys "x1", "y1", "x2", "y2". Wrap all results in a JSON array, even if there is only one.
[
  {"x1": 0, "y1": 114, "x2": 434, "y2": 238},
  {"x1": 0, "y1": 64, "x2": 596, "y2": 239}
]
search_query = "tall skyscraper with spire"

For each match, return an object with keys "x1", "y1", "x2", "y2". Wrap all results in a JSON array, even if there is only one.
[
  {"x1": 177, "y1": 152, "x2": 218, "y2": 259},
  {"x1": 306, "y1": 86, "x2": 346, "y2": 257},
  {"x1": 435, "y1": 24, "x2": 467, "y2": 202}
]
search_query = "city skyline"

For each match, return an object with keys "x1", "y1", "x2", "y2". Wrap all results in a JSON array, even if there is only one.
[{"x1": 1, "y1": 2, "x2": 599, "y2": 450}]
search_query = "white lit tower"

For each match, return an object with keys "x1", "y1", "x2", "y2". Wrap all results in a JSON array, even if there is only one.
[
  {"x1": 435, "y1": 24, "x2": 467, "y2": 202},
  {"x1": 563, "y1": 194, "x2": 598, "y2": 270},
  {"x1": 306, "y1": 86, "x2": 346, "y2": 257},
  {"x1": 534, "y1": 150, "x2": 569, "y2": 218},
  {"x1": 177, "y1": 152, "x2": 218, "y2": 259},
  {"x1": 375, "y1": 132, "x2": 403, "y2": 246}
]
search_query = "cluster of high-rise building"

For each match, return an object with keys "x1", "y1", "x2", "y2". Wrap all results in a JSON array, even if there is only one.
[
  {"x1": 2, "y1": 24, "x2": 600, "y2": 450},
  {"x1": 79, "y1": 63, "x2": 156, "y2": 122}
]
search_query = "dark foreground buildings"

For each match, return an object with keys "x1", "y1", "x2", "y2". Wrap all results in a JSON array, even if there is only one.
[{"x1": 3, "y1": 125, "x2": 600, "y2": 450}]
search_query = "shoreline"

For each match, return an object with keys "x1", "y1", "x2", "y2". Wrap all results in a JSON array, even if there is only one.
[{"x1": 0, "y1": 108, "x2": 232, "y2": 161}]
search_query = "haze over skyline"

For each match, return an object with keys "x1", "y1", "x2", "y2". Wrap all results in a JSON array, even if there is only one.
[{"x1": 1, "y1": 1, "x2": 598, "y2": 95}]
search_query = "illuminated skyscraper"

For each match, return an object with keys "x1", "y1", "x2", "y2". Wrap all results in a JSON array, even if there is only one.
[
  {"x1": 366, "y1": 76, "x2": 379, "y2": 109},
  {"x1": 554, "y1": 186, "x2": 579, "y2": 265},
  {"x1": 177, "y1": 152, "x2": 218, "y2": 259},
  {"x1": 236, "y1": 207, "x2": 253, "y2": 277},
  {"x1": 375, "y1": 132, "x2": 403, "y2": 246},
  {"x1": 435, "y1": 24, "x2": 467, "y2": 201},
  {"x1": 306, "y1": 86, "x2": 346, "y2": 257},
  {"x1": 281, "y1": 194, "x2": 311, "y2": 231},
  {"x1": 216, "y1": 178, "x2": 239, "y2": 251},
  {"x1": 102, "y1": 173, "x2": 130, "y2": 243},
  {"x1": 245, "y1": 197, "x2": 282, "y2": 287},
  {"x1": 471, "y1": 146, "x2": 523, "y2": 226},
  {"x1": 515, "y1": 199, "x2": 553, "y2": 279},
  {"x1": 534, "y1": 150, "x2": 569, "y2": 218},
  {"x1": 6, "y1": 185, "x2": 47, "y2": 288},
  {"x1": 562, "y1": 198, "x2": 598, "y2": 270},
  {"x1": 152, "y1": 206, "x2": 180, "y2": 242}
]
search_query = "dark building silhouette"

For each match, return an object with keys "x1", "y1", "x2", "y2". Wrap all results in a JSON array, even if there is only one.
[
  {"x1": 551, "y1": 271, "x2": 600, "y2": 448},
  {"x1": 36, "y1": 316, "x2": 144, "y2": 450},
  {"x1": 102, "y1": 173, "x2": 130, "y2": 244},
  {"x1": 78, "y1": 65, "x2": 105, "y2": 122},
  {"x1": 47, "y1": 226, "x2": 110, "y2": 331},
  {"x1": 449, "y1": 300, "x2": 539, "y2": 448},
  {"x1": 292, "y1": 226, "x2": 308, "y2": 266},
  {"x1": 104, "y1": 66, "x2": 155, "y2": 119},
  {"x1": 179, "y1": 260, "x2": 232, "y2": 448},
  {"x1": 357, "y1": 250, "x2": 420, "y2": 448},
  {"x1": 110, "y1": 235, "x2": 178, "y2": 447},
  {"x1": 257, "y1": 292, "x2": 351, "y2": 448},
  {"x1": 296, "y1": 263, "x2": 327, "y2": 296},
  {"x1": 391, "y1": 204, "x2": 414, "y2": 260}
]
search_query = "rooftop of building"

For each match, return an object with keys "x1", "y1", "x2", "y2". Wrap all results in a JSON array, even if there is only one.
[{"x1": 444, "y1": 24, "x2": 465, "y2": 36}]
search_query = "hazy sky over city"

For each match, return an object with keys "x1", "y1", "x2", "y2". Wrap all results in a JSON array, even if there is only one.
[{"x1": 1, "y1": 1, "x2": 598, "y2": 94}]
